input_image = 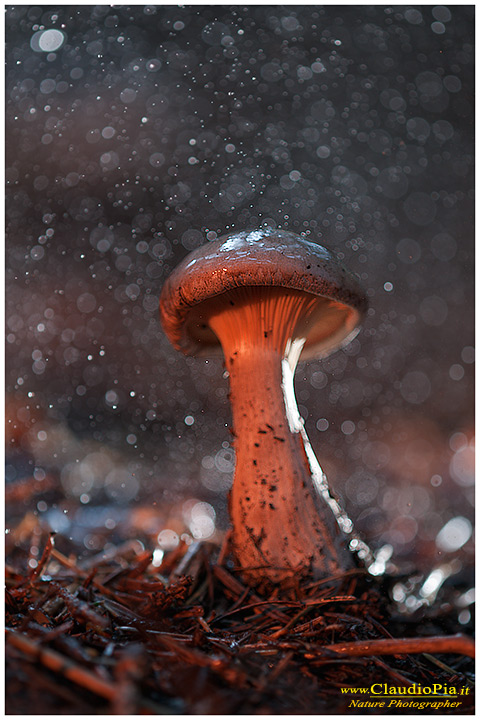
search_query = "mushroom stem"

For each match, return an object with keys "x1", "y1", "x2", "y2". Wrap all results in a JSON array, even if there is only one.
[{"x1": 207, "y1": 287, "x2": 353, "y2": 585}]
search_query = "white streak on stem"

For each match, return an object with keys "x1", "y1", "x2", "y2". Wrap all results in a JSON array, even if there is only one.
[{"x1": 281, "y1": 352, "x2": 373, "y2": 566}]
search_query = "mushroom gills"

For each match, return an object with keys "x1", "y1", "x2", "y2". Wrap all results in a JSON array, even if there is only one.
[{"x1": 186, "y1": 285, "x2": 356, "y2": 357}]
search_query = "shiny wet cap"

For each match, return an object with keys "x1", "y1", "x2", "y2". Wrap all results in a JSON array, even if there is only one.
[{"x1": 160, "y1": 228, "x2": 368, "y2": 359}]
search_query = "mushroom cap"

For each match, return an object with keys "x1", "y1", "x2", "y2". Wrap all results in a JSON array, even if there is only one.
[{"x1": 159, "y1": 228, "x2": 368, "y2": 360}]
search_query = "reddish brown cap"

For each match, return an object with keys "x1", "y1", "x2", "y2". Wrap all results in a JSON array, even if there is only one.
[{"x1": 160, "y1": 228, "x2": 368, "y2": 359}]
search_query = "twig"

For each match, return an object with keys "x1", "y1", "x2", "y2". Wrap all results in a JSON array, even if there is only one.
[
  {"x1": 154, "y1": 633, "x2": 248, "y2": 686},
  {"x1": 6, "y1": 628, "x2": 173, "y2": 714},
  {"x1": 371, "y1": 656, "x2": 417, "y2": 687},
  {"x1": 111, "y1": 646, "x2": 144, "y2": 715},
  {"x1": 14, "y1": 658, "x2": 91, "y2": 708},
  {"x1": 216, "y1": 529, "x2": 231, "y2": 567},
  {"x1": 171, "y1": 540, "x2": 202, "y2": 578},
  {"x1": 50, "y1": 549, "x2": 118, "y2": 599},
  {"x1": 6, "y1": 629, "x2": 116, "y2": 701},
  {"x1": 126, "y1": 550, "x2": 153, "y2": 578},
  {"x1": 268, "y1": 650, "x2": 295, "y2": 681},
  {"x1": 308, "y1": 634, "x2": 475, "y2": 660},
  {"x1": 29, "y1": 533, "x2": 56, "y2": 582},
  {"x1": 421, "y1": 652, "x2": 475, "y2": 684},
  {"x1": 212, "y1": 566, "x2": 291, "y2": 622},
  {"x1": 267, "y1": 596, "x2": 357, "y2": 640},
  {"x1": 53, "y1": 584, "x2": 110, "y2": 630},
  {"x1": 304, "y1": 568, "x2": 366, "y2": 590}
]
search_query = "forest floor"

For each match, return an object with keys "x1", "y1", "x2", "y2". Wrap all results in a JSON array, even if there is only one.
[{"x1": 5, "y1": 496, "x2": 475, "y2": 715}]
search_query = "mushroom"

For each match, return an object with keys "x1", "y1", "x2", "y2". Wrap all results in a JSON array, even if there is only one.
[{"x1": 159, "y1": 228, "x2": 368, "y2": 585}]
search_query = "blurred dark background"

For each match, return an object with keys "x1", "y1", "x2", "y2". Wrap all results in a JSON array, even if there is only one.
[{"x1": 6, "y1": 6, "x2": 474, "y2": 585}]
